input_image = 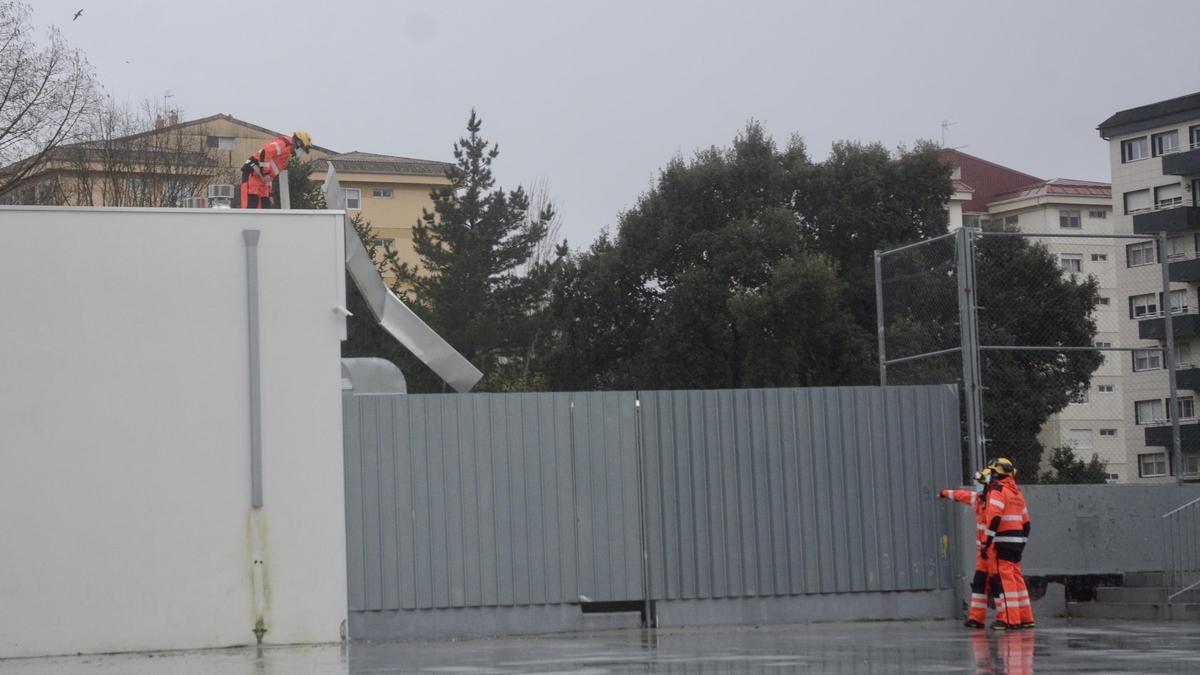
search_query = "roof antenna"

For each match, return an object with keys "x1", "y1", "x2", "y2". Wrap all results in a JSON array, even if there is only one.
[{"x1": 940, "y1": 119, "x2": 956, "y2": 147}]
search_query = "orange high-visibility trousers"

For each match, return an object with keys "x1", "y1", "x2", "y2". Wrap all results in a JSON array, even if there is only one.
[
  {"x1": 995, "y1": 558, "x2": 1032, "y2": 626},
  {"x1": 240, "y1": 161, "x2": 273, "y2": 209}
]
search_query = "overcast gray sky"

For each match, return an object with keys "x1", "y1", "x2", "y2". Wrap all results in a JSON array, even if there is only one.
[{"x1": 31, "y1": 0, "x2": 1200, "y2": 246}]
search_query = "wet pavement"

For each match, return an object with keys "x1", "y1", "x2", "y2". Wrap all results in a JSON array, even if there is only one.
[{"x1": 4, "y1": 618, "x2": 1200, "y2": 673}]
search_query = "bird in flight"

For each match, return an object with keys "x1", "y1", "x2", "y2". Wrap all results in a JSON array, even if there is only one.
[{"x1": 73, "y1": 9, "x2": 83, "y2": 21}]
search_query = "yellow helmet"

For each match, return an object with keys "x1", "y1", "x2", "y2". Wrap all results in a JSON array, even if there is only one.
[
  {"x1": 293, "y1": 131, "x2": 313, "y2": 151},
  {"x1": 987, "y1": 457, "x2": 1017, "y2": 477}
]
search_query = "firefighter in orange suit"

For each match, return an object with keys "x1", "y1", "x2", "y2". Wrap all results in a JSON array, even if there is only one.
[
  {"x1": 980, "y1": 456, "x2": 1034, "y2": 630},
  {"x1": 240, "y1": 131, "x2": 313, "y2": 208},
  {"x1": 939, "y1": 468, "x2": 996, "y2": 628}
]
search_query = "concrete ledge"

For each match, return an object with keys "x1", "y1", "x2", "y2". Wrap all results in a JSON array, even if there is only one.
[
  {"x1": 350, "y1": 605, "x2": 639, "y2": 641},
  {"x1": 654, "y1": 590, "x2": 956, "y2": 627}
]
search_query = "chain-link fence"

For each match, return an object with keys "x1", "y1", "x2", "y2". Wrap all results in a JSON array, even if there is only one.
[{"x1": 877, "y1": 228, "x2": 1185, "y2": 485}]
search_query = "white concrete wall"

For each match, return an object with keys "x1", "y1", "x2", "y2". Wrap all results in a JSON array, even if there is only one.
[{"x1": 0, "y1": 207, "x2": 348, "y2": 658}]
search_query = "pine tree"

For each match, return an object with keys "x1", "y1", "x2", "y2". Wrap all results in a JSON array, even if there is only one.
[{"x1": 390, "y1": 109, "x2": 560, "y2": 391}]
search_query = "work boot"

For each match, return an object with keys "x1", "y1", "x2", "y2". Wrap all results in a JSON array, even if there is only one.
[
  {"x1": 1019, "y1": 621, "x2": 1036, "y2": 629},
  {"x1": 990, "y1": 621, "x2": 1010, "y2": 631},
  {"x1": 963, "y1": 619, "x2": 985, "y2": 629}
]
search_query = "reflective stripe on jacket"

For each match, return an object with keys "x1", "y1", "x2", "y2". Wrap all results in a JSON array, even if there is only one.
[
  {"x1": 255, "y1": 135, "x2": 295, "y2": 180},
  {"x1": 982, "y1": 477, "x2": 1030, "y2": 549},
  {"x1": 941, "y1": 487, "x2": 989, "y2": 548}
]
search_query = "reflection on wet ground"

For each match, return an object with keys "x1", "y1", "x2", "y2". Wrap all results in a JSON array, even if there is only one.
[{"x1": 5, "y1": 619, "x2": 1200, "y2": 673}]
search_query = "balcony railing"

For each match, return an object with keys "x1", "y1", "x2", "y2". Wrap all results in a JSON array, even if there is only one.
[
  {"x1": 1145, "y1": 418, "x2": 1200, "y2": 446},
  {"x1": 1133, "y1": 199, "x2": 1200, "y2": 234},
  {"x1": 1139, "y1": 311, "x2": 1200, "y2": 341},
  {"x1": 1163, "y1": 141, "x2": 1200, "y2": 176}
]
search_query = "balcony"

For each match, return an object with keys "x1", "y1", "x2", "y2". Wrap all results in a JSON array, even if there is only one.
[
  {"x1": 1138, "y1": 312, "x2": 1200, "y2": 341},
  {"x1": 1162, "y1": 142, "x2": 1200, "y2": 176},
  {"x1": 1178, "y1": 365, "x2": 1200, "y2": 390},
  {"x1": 1132, "y1": 201, "x2": 1200, "y2": 235},
  {"x1": 1170, "y1": 256, "x2": 1200, "y2": 282},
  {"x1": 1145, "y1": 420, "x2": 1200, "y2": 447}
]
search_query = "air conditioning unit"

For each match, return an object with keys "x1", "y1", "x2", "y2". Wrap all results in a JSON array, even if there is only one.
[
  {"x1": 178, "y1": 196, "x2": 207, "y2": 208},
  {"x1": 206, "y1": 184, "x2": 235, "y2": 209},
  {"x1": 207, "y1": 184, "x2": 235, "y2": 200}
]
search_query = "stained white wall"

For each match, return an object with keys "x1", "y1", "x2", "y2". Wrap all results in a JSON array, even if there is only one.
[{"x1": 0, "y1": 207, "x2": 348, "y2": 658}]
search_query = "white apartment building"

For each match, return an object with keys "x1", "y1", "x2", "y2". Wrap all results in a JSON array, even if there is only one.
[
  {"x1": 986, "y1": 181, "x2": 1122, "y2": 478},
  {"x1": 941, "y1": 151, "x2": 1122, "y2": 478},
  {"x1": 1099, "y1": 91, "x2": 1200, "y2": 483}
]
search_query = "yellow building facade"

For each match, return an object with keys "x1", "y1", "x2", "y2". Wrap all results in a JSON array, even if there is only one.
[{"x1": 310, "y1": 151, "x2": 451, "y2": 273}]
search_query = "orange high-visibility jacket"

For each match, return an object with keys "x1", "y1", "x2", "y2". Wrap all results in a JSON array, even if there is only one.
[
  {"x1": 254, "y1": 135, "x2": 297, "y2": 183},
  {"x1": 941, "y1": 488, "x2": 989, "y2": 550},
  {"x1": 981, "y1": 477, "x2": 1030, "y2": 551}
]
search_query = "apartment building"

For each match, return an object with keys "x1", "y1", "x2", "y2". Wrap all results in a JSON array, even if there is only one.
[
  {"x1": 1099, "y1": 92, "x2": 1200, "y2": 483},
  {"x1": 310, "y1": 151, "x2": 451, "y2": 274},
  {"x1": 941, "y1": 150, "x2": 1122, "y2": 477}
]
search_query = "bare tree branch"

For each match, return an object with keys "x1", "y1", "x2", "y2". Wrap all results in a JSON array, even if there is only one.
[{"x1": 0, "y1": 1, "x2": 98, "y2": 198}]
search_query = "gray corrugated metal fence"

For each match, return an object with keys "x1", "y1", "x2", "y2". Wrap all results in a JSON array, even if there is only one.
[
  {"x1": 344, "y1": 385, "x2": 958, "y2": 619},
  {"x1": 641, "y1": 386, "x2": 957, "y2": 600}
]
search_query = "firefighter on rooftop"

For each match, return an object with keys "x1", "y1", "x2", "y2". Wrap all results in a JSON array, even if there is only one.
[{"x1": 240, "y1": 131, "x2": 313, "y2": 209}]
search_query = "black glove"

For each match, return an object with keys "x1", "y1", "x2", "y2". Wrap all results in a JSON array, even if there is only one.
[{"x1": 980, "y1": 544, "x2": 989, "y2": 560}]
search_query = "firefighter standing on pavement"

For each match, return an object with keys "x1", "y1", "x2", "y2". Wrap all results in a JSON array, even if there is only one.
[
  {"x1": 980, "y1": 457, "x2": 1034, "y2": 631},
  {"x1": 240, "y1": 131, "x2": 313, "y2": 209},
  {"x1": 939, "y1": 468, "x2": 997, "y2": 629}
]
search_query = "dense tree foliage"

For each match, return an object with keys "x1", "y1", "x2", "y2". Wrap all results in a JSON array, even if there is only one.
[
  {"x1": 379, "y1": 110, "x2": 562, "y2": 391},
  {"x1": 1039, "y1": 447, "x2": 1109, "y2": 484},
  {"x1": 344, "y1": 116, "x2": 1102, "y2": 475}
]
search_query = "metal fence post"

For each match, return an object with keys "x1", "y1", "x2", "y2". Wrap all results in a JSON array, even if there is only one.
[
  {"x1": 1160, "y1": 231, "x2": 1183, "y2": 485},
  {"x1": 874, "y1": 250, "x2": 887, "y2": 387},
  {"x1": 957, "y1": 228, "x2": 985, "y2": 474}
]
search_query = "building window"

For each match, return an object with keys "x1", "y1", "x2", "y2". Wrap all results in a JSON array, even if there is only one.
[
  {"x1": 340, "y1": 188, "x2": 361, "y2": 210},
  {"x1": 1136, "y1": 399, "x2": 1165, "y2": 424},
  {"x1": 1127, "y1": 241, "x2": 1156, "y2": 267},
  {"x1": 1164, "y1": 289, "x2": 1189, "y2": 314},
  {"x1": 1061, "y1": 254, "x2": 1083, "y2": 273},
  {"x1": 1176, "y1": 396, "x2": 1196, "y2": 420},
  {"x1": 1168, "y1": 236, "x2": 1188, "y2": 259},
  {"x1": 1099, "y1": 428, "x2": 1118, "y2": 437},
  {"x1": 370, "y1": 237, "x2": 396, "y2": 249},
  {"x1": 1089, "y1": 210, "x2": 1107, "y2": 219},
  {"x1": 1185, "y1": 455, "x2": 1200, "y2": 477},
  {"x1": 1096, "y1": 341, "x2": 1113, "y2": 348},
  {"x1": 1122, "y1": 136, "x2": 1150, "y2": 163},
  {"x1": 1130, "y1": 293, "x2": 1158, "y2": 318},
  {"x1": 1139, "y1": 453, "x2": 1169, "y2": 477},
  {"x1": 1098, "y1": 384, "x2": 1115, "y2": 394},
  {"x1": 1177, "y1": 342, "x2": 1193, "y2": 367},
  {"x1": 1071, "y1": 389, "x2": 1089, "y2": 404},
  {"x1": 1059, "y1": 210, "x2": 1082, "y2": 229},
  {"x1": 1004, "y1": 215, "x2": 1019, "y2": 227},
  {"x1": 1155, "y1": 183, "x2": 1183, "y2": 210},
  {"x1": 1124, "y1": 189, "x2": 1152, "y2": 215},
  {"x1": 371, "y1": 189, "x2": 393, "y2": 198},
  {"x1": 207, "y1": 136, "x2": 236, "y2": 150},
  {"x1": 1133, "y1": 348, "x2": 1162, "y2": 371},
  {"x1": 1191, "y1": 125, "x2": 1200, "y2": 149},
  {"x1": 1091, "y1": 253, "x2": 1108, "y2": 262},
  {"x1": 1097, "y1": 296, "x2": 1110, "y2": 305},
  {"x1": 962, "y1": 214, "x2": 981, "y2": 228},
  {"x1": 1152, "y1": 130, "x2": 1180, "y2": 157},
  {"x1": 1068, "y1": 429, "x2": 1094, "y2": 449}
]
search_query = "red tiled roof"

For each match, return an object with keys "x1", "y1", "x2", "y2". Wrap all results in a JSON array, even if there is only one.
[
  {"x1": 990, "y1": 178, "x2": 1111, "y2": 203},
  {"x1": 939, "y1": 149, "x2": 1043, "y2": 213}
]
